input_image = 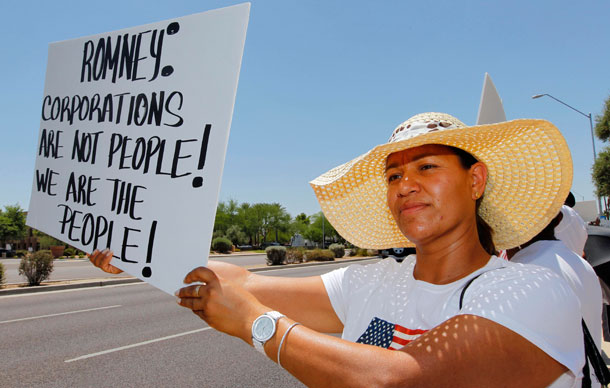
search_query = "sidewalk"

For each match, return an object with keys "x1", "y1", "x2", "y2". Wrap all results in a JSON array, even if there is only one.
[{"x1": 0, "y1": 254, "x2": 376, "y2": 296}]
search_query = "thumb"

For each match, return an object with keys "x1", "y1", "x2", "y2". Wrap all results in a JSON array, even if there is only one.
[{"x1": 184, "y1": 266, "x2": 219, "y2": 285}]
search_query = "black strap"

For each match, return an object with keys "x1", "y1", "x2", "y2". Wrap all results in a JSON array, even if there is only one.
[
  {"x1": 582, "y1": 318, "x2": 610, "y2": 387},
  {"x1": 459, "y1": 272, "x2": 485, "y2": 310},
  {"x1": 459, "y1": 268, "x2": 507, "y2": 309},
  {"x1": 583, "y1": 358, "x2": 592, "y2": 388}
]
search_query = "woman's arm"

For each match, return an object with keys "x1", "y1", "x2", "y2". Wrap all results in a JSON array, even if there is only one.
[
  {"x1": 88, "y1": 249, "x2": 342, "y2": 332},
  {"x1": 208, "y1": 260, "x2": 342, "y2": 332},
  {"x1": 271, "y1": 314, "x2": 566, "y2": 388},
  {"x1": 177, "y1": 267, "x2": 568, "y2": 388}
]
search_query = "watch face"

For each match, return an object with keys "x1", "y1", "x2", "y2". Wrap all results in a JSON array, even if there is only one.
[{"x1": 253, "y1": 316, "x2": 275, "y2": 341}]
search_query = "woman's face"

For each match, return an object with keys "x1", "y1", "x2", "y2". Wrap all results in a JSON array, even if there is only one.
[{"x1": 385, "y1": 144, "x2": 486, "y2": 246}]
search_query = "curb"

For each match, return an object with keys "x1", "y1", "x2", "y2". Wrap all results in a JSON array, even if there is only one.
[
  {"x1": 0, "y1": 277, "x2": 142, "y2": 296},
  {"x1": 0, "y1": 256, "x2": 377, "y2": 296},
  {"x1": 209, "y1": 252, "x2": 267, "y2": 258},
  {"x1": 248, "y1": 256, "x2": 375, "y2": 272}
]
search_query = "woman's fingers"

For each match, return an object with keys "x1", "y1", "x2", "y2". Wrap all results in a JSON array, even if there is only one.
[
  {"x1": 176, "y1": 284, "x2": 212, "y2": 313},
  {"x1": 87, "y1": 249, "x2": 105, "y2": 267},
  {"x1": 175, "y1": 268, "x2": 217, "y2": 314},
  {"x1": 175, "y1": 267, "x2": 265, "y2": 341},
  {"x1": 183, "y1": 266, "x2": 219, "y2": 286},
  {"x1": 176, "y1": 293, "x2": 203, "y2": 311},
  {"x1": 97, "y1": 249, "x2": 123, "y2": 274},
  {"x1": 87, "y1": 249, "x2": 123, "y2": 274},
  {"x1": 175, "y1": 284, "x2": 205, "y2": 299}
]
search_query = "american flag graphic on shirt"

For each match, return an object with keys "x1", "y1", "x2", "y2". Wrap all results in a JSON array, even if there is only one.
[{"x1": 356, "y1": 317, "x2": 427, "y2": 350}]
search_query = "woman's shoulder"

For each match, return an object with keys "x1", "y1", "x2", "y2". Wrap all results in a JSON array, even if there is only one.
[
  {"x1": 466, "y1": 258, "x2": 578, "y2": 312},
  {"x1": 460, "y1": 257, "x2": 583, "y2": 381},
  {"x1": 477, "y1": 257, "x2": 566, "y2": 288},
  {"x1": 335, "y1": 255, "x2": 416, "y2": 284}
]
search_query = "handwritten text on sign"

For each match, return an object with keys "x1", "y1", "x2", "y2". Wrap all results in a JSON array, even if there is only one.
[{"x1": 27, "y1": 4, "x2": 250, "y2": 295}]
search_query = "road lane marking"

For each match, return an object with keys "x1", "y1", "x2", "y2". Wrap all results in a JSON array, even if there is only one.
[
  {"x1": 0, "y1": 305, "x2": 122, "y2": 324},
  {"x1": 65, "y1": 327, "x2": 212, "y2": 363}
]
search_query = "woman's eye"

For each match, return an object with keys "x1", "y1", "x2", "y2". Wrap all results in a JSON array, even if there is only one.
[{"x1": 387, "y1": 174, "x2": 401, "y2": 183}]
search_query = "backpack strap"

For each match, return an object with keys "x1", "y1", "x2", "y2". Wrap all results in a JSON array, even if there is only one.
[
  {"x1": 582, "y1": 318, "x2": 610, "y2": 387},
  {"x1": 459, "y1": 267, "x2": 509, "y2": 309},
  {"x1": 583, "y1": 357, "x2": 592, "y2": 388},
  {"x1": 459, "y1": 271, "x2": 492, "y2": 310}
]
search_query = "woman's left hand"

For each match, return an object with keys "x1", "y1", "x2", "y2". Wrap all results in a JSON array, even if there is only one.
[{"x1": 175, "y1": 266, "x2": 268, "y2": 343}]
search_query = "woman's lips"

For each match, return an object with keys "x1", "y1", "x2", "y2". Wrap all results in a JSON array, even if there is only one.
[{"x1": 399, "y1": 202, "x2": 428, "y2": 215}]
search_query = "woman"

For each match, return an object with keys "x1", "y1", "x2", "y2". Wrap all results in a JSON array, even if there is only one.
[
  {"x1": 507, "y1": 207, "x2": 603, "y2": 387},
  {"x1": 91, "y1": 113, "x2": 583, "y2": 387}
]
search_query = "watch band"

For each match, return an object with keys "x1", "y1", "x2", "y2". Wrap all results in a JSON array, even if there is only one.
[
  {"x1": 252, "y1": 311, "x2": 285, "y2": 352},
  {"x1": 265, "y1": 311, "x2": 284, "y2": 321},
  {"x1": 253, "y1": 338, "x2": 266, "y2": 352}
]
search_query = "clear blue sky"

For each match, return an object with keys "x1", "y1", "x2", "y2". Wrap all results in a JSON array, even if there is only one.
[{"x1": 1, "y1": 0, "x2": 609, "y2": 218}]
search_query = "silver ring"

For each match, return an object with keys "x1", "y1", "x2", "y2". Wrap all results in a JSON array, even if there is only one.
[{"x1": 194, "y1": 285, "x2": 201, "y2": 297}]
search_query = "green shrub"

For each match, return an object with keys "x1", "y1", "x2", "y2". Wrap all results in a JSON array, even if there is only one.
[
  {"x1": 19, "y1": 250, "x2": 54, "y2": 286},
  {"x1": 353, "y1": 248, "x2": 373, "y2": 257},
  {"x1": 266, "y1": 246, "x2": 286, "y2": 265},
  {"x1": 304, "y1": 249, "x2": 335, "y2": 262},
  {"x1": 286, "y1": 248, "x2": 304, "y2": 264},
  {"x1": 38, "y1": 235, "x2": 63, "y2": 250},
  {"x1": 329, "y1": 244, "x2": 345, "y2": 258},
  {"x1": 346, "y1": 246, "x2": 373, "y2": 257},
  {"x1": 64, "y1": 247, "x2": 76, "y2": 257},
  {"x1": 15, "y1": 250, "x2": 28, "y2": 258},
  {"x1": 212, "y1": 237, "x2": 233, "y2": 253},
  {"x1": 0, "y1": 262, "x2": 5, "y2": 288},
  {"x1": 226, "y1": 225, "x2": 248, "y2": 246}
]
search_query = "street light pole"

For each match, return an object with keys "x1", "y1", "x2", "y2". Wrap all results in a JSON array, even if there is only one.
[
  {"x1": 532, "y1": 93, "x2": 603, "y2": 215},
  {"x1": 322, "y1": 211, "x2": 325, "y2": 248}
]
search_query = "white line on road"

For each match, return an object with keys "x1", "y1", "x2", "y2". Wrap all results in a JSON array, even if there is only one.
[
  {"x1": 0, "y1": 305, "x2": 122, "y2": 324},
  {"x1": 65, "y1": 327, "x2": 212, "y2": 363}
]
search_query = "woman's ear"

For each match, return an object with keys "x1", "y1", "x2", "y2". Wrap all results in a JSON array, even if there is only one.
[{"x1": 470, "y1": 162, "x2": 487, "y2": 200}]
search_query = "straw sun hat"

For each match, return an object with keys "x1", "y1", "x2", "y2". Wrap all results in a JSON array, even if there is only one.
[{"x1": 310, "y1": 112, "x2": 573, "y2": 250}]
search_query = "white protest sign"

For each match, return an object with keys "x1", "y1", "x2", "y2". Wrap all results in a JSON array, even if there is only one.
[{"x1": 26, "y1": 3, "x2": 250, "y2": 295}]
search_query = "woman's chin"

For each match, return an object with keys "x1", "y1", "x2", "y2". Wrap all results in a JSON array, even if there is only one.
[{"x1": 399, "y1": 226, "x2": 434, "y2": 245}]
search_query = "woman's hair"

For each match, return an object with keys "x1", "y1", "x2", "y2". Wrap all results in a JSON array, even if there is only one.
[
  {"x1": 449, "y1": 146, "x2": 498, "y2": 256},
  {"x1": 528, "y1": 213, "x2": 561, "y2": 243}
]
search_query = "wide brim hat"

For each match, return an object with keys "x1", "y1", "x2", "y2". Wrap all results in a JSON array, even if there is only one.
[{"x1": 310, "y1": 112, "x2": 573, "y2": 250}]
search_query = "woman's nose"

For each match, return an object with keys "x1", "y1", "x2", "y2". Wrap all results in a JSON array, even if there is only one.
[{"x1": 397, "y1": 175, "x2": 419, "y2": 196}]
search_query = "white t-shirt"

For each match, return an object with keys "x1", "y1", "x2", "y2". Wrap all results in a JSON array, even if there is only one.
[
  {"x1": 555, "y1": 205, "x2": 588, "y2": 256},
  {"x1": 322, "y1": 256, "x2": 584, "y2": 387},
  {"x1": 512, "y1": 240, "x2": 603, "y2": 386}
]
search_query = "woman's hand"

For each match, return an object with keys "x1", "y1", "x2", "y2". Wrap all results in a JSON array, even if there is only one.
[
  {"x1": 206, "y1": 260, "x2": 251, "y2": 286},
  {"x1": 87, "y1": 249, "x2": 123, "y2": 274},
  {"x1": 208, "y1": 261, "x2": 342, "y2": 333},
  {"x1": 175, "y1": 266, "x2": 268, "y2": 343}
]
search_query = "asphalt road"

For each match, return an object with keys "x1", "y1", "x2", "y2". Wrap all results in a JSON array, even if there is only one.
[
  {"x1": 1, "y1": 259, "x2": 379, "y2": 388},
  {"x1": 1, "y1": 254, "x2": 270, "y2": 284}
]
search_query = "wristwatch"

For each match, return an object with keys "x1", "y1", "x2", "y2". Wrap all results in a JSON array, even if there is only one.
[{"x1": 251, "y1": 311, "x2": 285, "y2": 352}]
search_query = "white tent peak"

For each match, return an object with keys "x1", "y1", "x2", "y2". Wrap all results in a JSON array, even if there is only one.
[{"x1": 476, "y1": 73, "x2": 506, "y2": 125}]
